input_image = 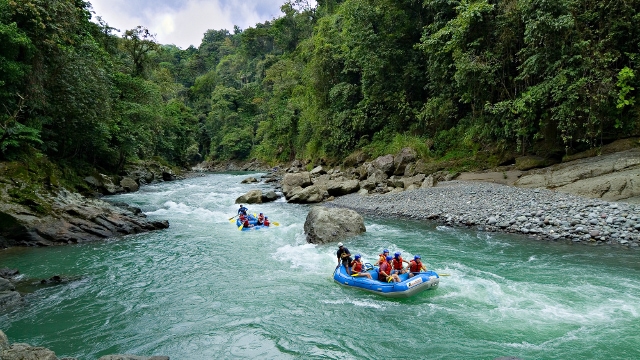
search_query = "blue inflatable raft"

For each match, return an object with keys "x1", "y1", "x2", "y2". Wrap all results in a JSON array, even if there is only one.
[
  {"x1": 333, "y1": 263, "x2": 439, "y2": 298},
  {"x1": 235, "y1": 214, "x2": 270, "y2": 231}
]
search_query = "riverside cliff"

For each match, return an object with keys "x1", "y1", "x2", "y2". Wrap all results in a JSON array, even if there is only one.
[{"x1": 0, "y1": 159, "x2": 180, "y2": 248}]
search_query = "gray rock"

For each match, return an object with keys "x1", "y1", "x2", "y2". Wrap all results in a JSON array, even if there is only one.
[
  {"x1": 326, "y1": 179, "x2": 360, "y2": 196},
  {"x1": 119, "y1": 177, "x2": 139, "y2": 192},
  {"x1": 310, "y1": 166, "x2": 326, "y2": 175},
  {"x1": 235, "y1": 190, "x2": 263, "y2": 204},
  {"x1": 288, "y1": 185, "x2": 326, "y2": 203},
  {"x1": 421, "y1": 175, "x2": 437, "y2": 188},
  {"x1": 0, "y1": 278, "x2": 15, "y2": 291},
  {"x1": 371, "y1": 154, "x2": 395, "y2": 175},
  {"x1": 367, "y1": 169, "x2": 388, "y2": 185},
  {"x1": 0, "y1": 342, "x2": 58, "y2": 360},
  {"x1": 240, "y1": 177, "x2": 258, "y2": 184},
  {"x1": 393, "y1": 148, "x2": 417, "y2": 175},
  {"x1": 0, "y1": 330, "x2": 8, "y2": 351},
  {"x1": 0, "y1": 291, "x2": 21, "y2": 308},
  {"x1": 304, "y1": 206, "x2": 366, "y2": 244},
  {"x1": 261, "y1": 191, "x2": 279, "y2": 203},
  {"x1": 282, "y1": 172, "x2": 312, "y2": 198},
  {"x1": 515, "y1": 148, "x2": 640, "y2": 202}
]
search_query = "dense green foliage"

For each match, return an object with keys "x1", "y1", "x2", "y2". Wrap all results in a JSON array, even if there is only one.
[{"x1": 1, "y1": 0, "x2": 639, "y2": 171}]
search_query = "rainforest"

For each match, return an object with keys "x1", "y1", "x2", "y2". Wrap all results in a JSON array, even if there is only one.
[{"x1": 1, "y1": 0, "x2": 639, "y2": 176}]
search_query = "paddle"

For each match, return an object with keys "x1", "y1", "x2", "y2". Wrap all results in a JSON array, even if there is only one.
[
  {"x1": 229, "y1": 215, "x2": 238, "y2": 222},
  {"x1": 272, "y1": 221, "x2": 280, "y2": 226},
  {"x1": 414, "y1": 272, "x2": 451, "y2": 276}
]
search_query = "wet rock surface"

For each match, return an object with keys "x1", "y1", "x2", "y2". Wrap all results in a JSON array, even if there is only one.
[{"x1": 0, "y1": 189, "x2": 169, "y2": 248}]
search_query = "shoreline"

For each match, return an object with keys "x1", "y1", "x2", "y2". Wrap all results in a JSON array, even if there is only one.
[{"x1": 325, "y1": 180, "x2": 640, "y2": 249}]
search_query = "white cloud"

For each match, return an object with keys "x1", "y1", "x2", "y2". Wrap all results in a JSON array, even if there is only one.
[{"x1": 89, "y1": 0, "x2": 314, "y2": 49}]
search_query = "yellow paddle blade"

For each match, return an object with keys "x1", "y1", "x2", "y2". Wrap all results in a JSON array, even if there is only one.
[
  {"x1": 272, "y1": 222, "x2": 280, "y2": 226},
  {"x1": 238, "y1": 225, "x2": 243, "y2": 231},
  {"x1": 351, "y1": 273, "x2": 359, "y2": 277},
  {"x1": 229, "y1": 218, "x2": 236, "y2": 223}
]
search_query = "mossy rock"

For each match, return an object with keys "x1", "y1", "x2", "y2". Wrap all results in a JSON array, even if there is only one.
[
  {"x1": 7, "y1": 187, "x2": 51, "y2": 214},
  {"x1": 515, "y1": 156, "x2": 559, "y2": 171}
]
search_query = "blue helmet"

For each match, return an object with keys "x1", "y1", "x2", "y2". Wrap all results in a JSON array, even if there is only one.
[
  {"x1": 260, "y1": 213, "x2": 263, "y2": 215},
  {"x1": 394, "y1": 252, "x2": 401, "y2": 258},
  {"x1": 355, "y1": 254, "x2": 361, "y2": 259},
  {"x1": 386, "y1": 255, "x2": 393, "y2": 261},
  {"x1": 414, "y1": 255, "x2": 421, "y2": 260},
  {"x1": 383, "y1": 249, "x2": 389, "y2": 254}
]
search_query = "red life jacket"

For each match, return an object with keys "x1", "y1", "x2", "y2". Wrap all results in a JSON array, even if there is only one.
[
  {"x1": 392, "y1": 257, "x2": 404, "y2": 270},
  {"x1": 263, "y1": 219, "x2": 270, "y2": 226},
  {"x1": 409, "y1": 260, "x2": 423, "y2": 273},
  {"x1": 378, "y1": 261, "x2": 391, "y2": 281},
  {"x1": 352, "y1": 260, "x2": 363, "y2": 273},
  {"x1": 243, "y1": 220, "x2": 250, "y2": 227}
]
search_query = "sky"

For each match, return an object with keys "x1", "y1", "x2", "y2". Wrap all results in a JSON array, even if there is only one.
[{"x1": 89, "y1": 0, "x2": 315, "y2": 49}]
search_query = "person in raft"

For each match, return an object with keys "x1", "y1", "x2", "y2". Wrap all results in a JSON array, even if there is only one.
[
  {"x1": 238, "y1": 204, "x2": 249, "y2": 216},
  {"x1": 336, "y1": 242, "x2": 353, "y2": 275},
  {"x1": 378, "y1": 255, "x2": 400, "y2": 283},
  {"x1": 408, "y1": 255, "x2": 427, "y2": 278},
  {"x1": 257, "y1": 213, "x2": 265, "y2": 225},
  {"x1": 350, "y1": 254, "x2": 372, "y2": 279},
  {"x1": 374, "y1": 249, "x2": 390, "y2": 266},
  {"x1": 263, "y1": 217, "x2": 270, "y2": 227},
  {"x1": 242, "y1": 217, "x2": 253, "y2": 228},
  {"x1": 391, "y1": 252, "x2": 409, "y2": 275}
]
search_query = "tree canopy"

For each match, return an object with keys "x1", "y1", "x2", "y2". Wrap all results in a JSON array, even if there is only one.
[{"x1": 1, "y1": 0, "x2": 638, "y2": 172}]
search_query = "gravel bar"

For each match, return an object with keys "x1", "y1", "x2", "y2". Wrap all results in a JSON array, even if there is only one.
[{"x1": 326, "y1": 181, "x2": 640, "y2": 249}]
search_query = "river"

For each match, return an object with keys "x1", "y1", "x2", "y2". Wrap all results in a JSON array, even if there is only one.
[{"x1": 1, "y1": 173, "x2": 639, "y2": 359}]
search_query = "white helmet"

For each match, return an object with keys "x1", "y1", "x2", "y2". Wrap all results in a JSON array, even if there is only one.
[{"x1": 337, "y1": 242, "x2": 343, "y2": 247}]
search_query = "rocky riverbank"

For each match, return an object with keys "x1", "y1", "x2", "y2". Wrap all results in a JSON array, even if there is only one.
[
  {"x1": 0, "y1": 330, "x2": 169, "y2": 360},
  {"x1": 0, "y1": 160, "x2": 184, "y2": 248},
  {"x1": 326, "y1": 180, "x2": 640, "y2": 248}
]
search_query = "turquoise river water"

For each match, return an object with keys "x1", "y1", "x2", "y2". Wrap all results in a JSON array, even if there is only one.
[{"x1": 1, "y1": 173, "x2": 639, "y2": 359}]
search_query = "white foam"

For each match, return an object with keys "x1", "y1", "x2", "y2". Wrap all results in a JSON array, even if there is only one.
[
  {"x1": 320, "y1": 298, "x2": 386, "y2": 309},
  {"x1": 272, "y1": 243, "x2": 334, "y2": 271}
]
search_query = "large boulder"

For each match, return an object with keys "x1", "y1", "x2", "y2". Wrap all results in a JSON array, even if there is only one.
[
  {"x1": 343, "y1": 151, "x2": 369, "y2": 168},
  {"x1": 288, "y1": 185, "x2": 326, "y2": 203},
  {"x1": 326, "y1": 179, "x2": 360, "y2": 196},
  {"x1": 235, "y1": 190, "x2": 264, "y2": 204},
  {"x1": 393, "y1": 148, "x2": 417, "y2": 175},
  {"x1": 371, "y1": 154, "x2": 395, "y2": 175},
  {"x1": 119, "y1": 177, "x2": 139, "y2": 192},
  {"x1": 282, "y1": 172, "x2": 312, "y2": 198},
  {"x1": 304, "y1": 207, "x2": 366, "y2": 244},
  {"x1": 261, "y1": 191, "x2": 279, "y2": 203},
  {"x1": 367, "y1": 169, "x2": 388, "y2": 185},
  {"x1": 310, "y1": 166, "x2": 327, "y2": 176}
]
